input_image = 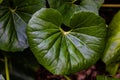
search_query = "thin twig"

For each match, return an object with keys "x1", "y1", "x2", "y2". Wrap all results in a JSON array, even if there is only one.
[
  {"x1": 5, "y1": 56, "x2": 10, "y2": 80},
  {"x1": 64, "y1": 75, "x2": 71, "y2": 80},
  {"x1": 102, "y1": 4, "x2": 120, "y2": 8}
]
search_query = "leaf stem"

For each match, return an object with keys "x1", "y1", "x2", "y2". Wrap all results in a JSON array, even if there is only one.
[
  {"x1": 59, "y1": 27, "x2": 72, "y2": 35},
  {"x1": 5, "y1": 56, "x2": 10, "y2": 80},
  {"x1": 9, "y1": 6, "x2": 17, "y2": 13},
  {"x1": 102, "y1": 4, "x2": 120, "y2": 8},
  {"x1": 64, "y1": 75, "x2": 71, "y2": 80}
]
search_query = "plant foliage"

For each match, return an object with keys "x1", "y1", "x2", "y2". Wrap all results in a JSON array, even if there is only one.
[
  {"x1": 48, "y1": 0, "x2": 104, "y2": 26},
  {"x1": 2, "y1": 0, "x2": 120, "y2": 79},
  {"x1": 0, "y1": 0, "x2": 45, "y2": 52},
  {"x1": 27, "y1": 8, "x2": 106, "y2": 75}
]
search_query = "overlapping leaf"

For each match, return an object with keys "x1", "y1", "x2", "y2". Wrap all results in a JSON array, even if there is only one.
[
  {"x1": 102, "y1": 11, "x2": 120, "y2": 75},
  {"x1": 0, "y1": 0, "x2": 45, "y2": 52},
  {"x1": 27, "y1": 8, "x2": 106, "y2": 75},
  {"x1": 48, "y1": 0, "x2": 104, "y2": 10},
  {"x1": 48, "y1": 0, "x2": 104, "y2": 26},
  {"x1": 102, "y1": 11, "x2": 120, "y2": 65}
]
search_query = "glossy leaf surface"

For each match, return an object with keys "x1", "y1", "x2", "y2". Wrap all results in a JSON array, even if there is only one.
[
  {"x1": 0, "y1": 0, "x2": 45, "y2": 52},
  {"x1": 48, "y1": 0, "x2": 104, "y2": 26},
  {"x1": 27, "y1": 8, "x2": 106, "y2": 75},
  {"x1": 102, "y1": 11, "x2": 120, "y2": 65}
]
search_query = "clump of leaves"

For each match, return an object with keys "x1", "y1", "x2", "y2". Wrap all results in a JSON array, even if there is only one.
[
  {"x1": 0, "y1": 0, "x2": 45, "y2": 80},
  {"x1": 48, "y1": 0, "x2": 104, "y2": 26},
  {"x1": 0, "y1": 0, "x2": 111, "y2": 79}
]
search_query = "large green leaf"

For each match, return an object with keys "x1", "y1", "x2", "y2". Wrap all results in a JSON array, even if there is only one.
[
  {"x1": 0, "y1": 0, "x2": 45, "y2": 52},
  {"x1": 48, "y1": 0, "x2": 104, "y2": 26},
  {"x1": 27, "y1": 8, "x2": 106, "y2": 75}
]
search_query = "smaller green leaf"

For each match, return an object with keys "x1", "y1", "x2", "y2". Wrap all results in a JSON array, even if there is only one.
[
  {"x1": 48, "y1": 0, "x2": 103, "y2": 11},
  {"x1": 102, "y1": 11, "x2": 120, "y2": 65},
  {"x1": 97, "y1": 75, "x2": 119, "y2": 80},
  {"x1": 48, "y1": 0, "x2": 103, "y2": 26}
]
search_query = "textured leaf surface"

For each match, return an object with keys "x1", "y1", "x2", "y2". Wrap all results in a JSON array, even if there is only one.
[
  {"x1": 102, "y1": 11, "x2": 120, "y2": 65},
  {"x1": 0, "y1": 0, "x2": 45, "y2": 52},
  {"x1": 48, "y1": 0, "x2": 104, "y2": 26},
  {"x1": 27, "y1": 8, "x2": 106, "y2": 75}
]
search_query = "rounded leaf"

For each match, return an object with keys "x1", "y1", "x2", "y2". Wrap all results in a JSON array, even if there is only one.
[
  {"x1": 0, "y1": 0, "x2": 45, "y2": 52},
  {"x1": 27, "y1": 8, "x2": 106, "y2": 75}
]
